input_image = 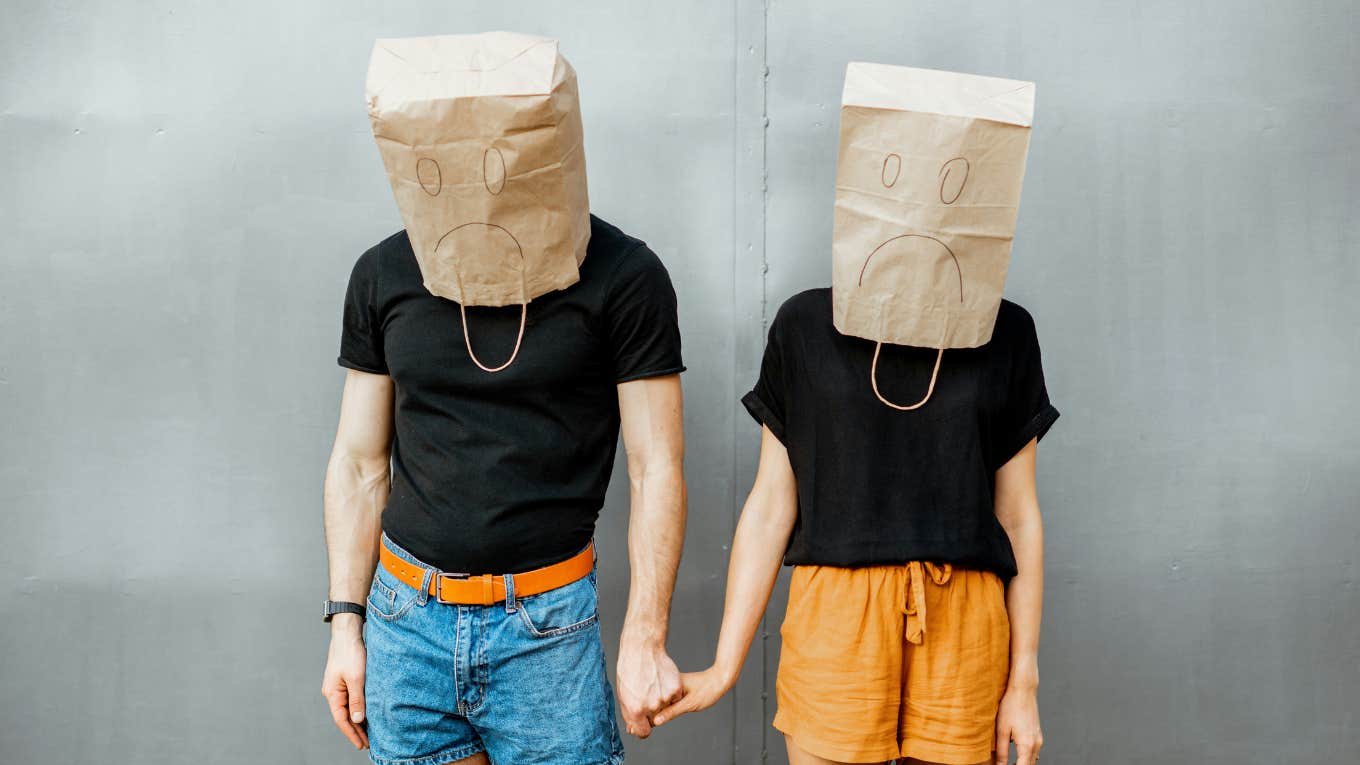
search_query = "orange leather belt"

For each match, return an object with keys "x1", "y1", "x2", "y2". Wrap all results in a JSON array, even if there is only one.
[{"x1": 380, "y1": 542, "x2": 594, "y2": 606}]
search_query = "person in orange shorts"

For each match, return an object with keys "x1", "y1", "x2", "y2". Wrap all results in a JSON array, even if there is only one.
[{"x1": 652, "y1": 64, "x2": 1057, "y2": 765}]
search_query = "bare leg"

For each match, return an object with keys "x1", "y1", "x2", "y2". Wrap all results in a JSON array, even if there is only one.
[{"x1": 785, "y1": 734, "x2": 890, "y2": 765}]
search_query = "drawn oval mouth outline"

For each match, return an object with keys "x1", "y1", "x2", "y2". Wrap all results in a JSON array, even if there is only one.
[
  {"x1": 857, "y1": 234, "x2": 963, "y2": 304},
  {"x1": 436, "y1": 221, "x2": 523, "y2": 265}
]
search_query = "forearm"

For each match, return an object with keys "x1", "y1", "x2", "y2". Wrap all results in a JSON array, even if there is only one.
[
  {"x1": 622, "y1": 462, "x2": 687, "y2": 645},
  {"x1": 1002, "y1": 518, "x2": 1043, "y2": 691},
  {"x1": 711, "y1": 484, "x2": 794, "y2": 682},
  {"x1": 323, "y1": 452, "x2": 389, "y2": 634}
]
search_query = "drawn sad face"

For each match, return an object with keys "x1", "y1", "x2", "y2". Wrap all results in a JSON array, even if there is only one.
[
  {"x1": 415, "y1": 144, "x2": 526, "y2": 293},
  {"x1": 857, "y1": 154, "x2": 972, "y2": 308}
]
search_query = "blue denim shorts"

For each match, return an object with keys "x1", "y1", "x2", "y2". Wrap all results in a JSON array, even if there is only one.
[{"x1": 364, "y1": 534, "x2": 624, "y2": 765}]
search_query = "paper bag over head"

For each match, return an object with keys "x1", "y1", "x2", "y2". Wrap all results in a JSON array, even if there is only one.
[
  {"x1": 366, "y1": 31, "x2": 590, "y2": 308},
  {"x1": 832, "y1": 62, "x2": 1035, "y2": 350}
]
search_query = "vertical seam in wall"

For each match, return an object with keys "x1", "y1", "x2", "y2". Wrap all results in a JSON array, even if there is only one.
[
  {"x1": 732, "y1": 0, "x2": 770, "y2": 761},
  {"x1": 759, "y1": 1, "x2": 770, "y2": 337},
  {"x1": 757, "y1": 1, "x2": 770, "y2": 764}
]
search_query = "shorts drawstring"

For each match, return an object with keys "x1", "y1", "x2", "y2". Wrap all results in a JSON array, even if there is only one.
[{"x1": 901, "y1": 561, "x2": 953, "y2": 645}]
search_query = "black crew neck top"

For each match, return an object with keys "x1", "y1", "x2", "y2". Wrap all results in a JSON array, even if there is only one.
[
  {"x1": 741, "y1": 288, "x2": 1058, "y2": 579},
  {"x1": 338, "y1": 215, "x2": 685, "y2": 574}
]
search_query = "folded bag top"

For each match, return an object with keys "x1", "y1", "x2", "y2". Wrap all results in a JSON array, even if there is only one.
[
  {"x1": 366, "y1": 32, "x2": 591, "y2": 372},
  {"x1": 831, "y1": 63, "x2": 1035, "y2": 408}
]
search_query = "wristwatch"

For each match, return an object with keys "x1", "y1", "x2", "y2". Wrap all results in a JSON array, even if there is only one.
[{"x1": 322, "y1": 600, "x2": 367, "y2": 623}]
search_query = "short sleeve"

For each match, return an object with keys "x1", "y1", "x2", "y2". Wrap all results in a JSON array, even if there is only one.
[
  {"x1": 741, "y1": 313, "x2": 789, "y2": 443},
  {"x1": 991, "y1": 307, "x2": 1059, "y2": 468},
  {"x1": 605, "y1": 243, "x2": 686, "y2": 383},
  {"x1": 337, "y1": 248, "x2": 388, "y2": 375}
]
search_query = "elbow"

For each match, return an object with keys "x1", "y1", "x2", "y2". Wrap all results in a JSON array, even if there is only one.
[
  {"x1": 997, "y1": 509, "x2": 1043, "y2": 543},
  {"x1": 625, "y1": 450, "x2": 685, "y2": 492},
  {"x1": 740, "y1": 479, "x2": 798, "y2": 536},
  {"x1": 325, "y1": 451, "x2": 391, "y2": 495}
]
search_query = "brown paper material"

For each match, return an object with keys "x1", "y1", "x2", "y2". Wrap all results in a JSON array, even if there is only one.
[
  {"x1": 366, "y1": 32, "x2": 590, "y2": 309},
  {"x1": 832, "y1": 62, "x2": 1035, "y2": 351}
]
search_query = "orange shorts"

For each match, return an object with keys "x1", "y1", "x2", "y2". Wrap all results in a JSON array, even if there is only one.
[{"x1": 773, "y1": 562, "x2": 1010, "y2": 764}]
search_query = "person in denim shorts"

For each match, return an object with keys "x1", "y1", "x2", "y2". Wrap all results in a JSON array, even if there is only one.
[{"x1": 321, "y1": 33, "x2": 688, "y2": 765}]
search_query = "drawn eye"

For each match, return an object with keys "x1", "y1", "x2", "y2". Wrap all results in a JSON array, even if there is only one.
[
  {"x1": 416, "y1": 158, "x2": 442, "y2": 196},
  {"x1": 938, "y1": 157, "x2": 969, "y2": 204},
  {"x1": 881, "y1": 153, "x2": 902, "y2": 188},
  {"x1": 483, "y1": 147, "x2": 506, "y2": 195}
]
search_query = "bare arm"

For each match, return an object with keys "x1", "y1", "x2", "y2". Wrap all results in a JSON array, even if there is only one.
[
  {"x1": 320, "y1": 369, "x2": 394, "y2": 750},
  {"x1": 613, "y1": 373, "x2": 688, "y2": 738},
  {"x1": 993, "y1": 437, "x2": 1045, "y2": 765},
  {"x1": 654, "y1": 425, "x2": 798, "y2": 725}
]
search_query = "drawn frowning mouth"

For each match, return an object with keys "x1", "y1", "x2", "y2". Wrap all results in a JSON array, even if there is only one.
[
  {"x1": 435, "y1": 222, "x2": 525, "y2": 290},
  {"x1": 858, "y1": 234, "x2": 963, "y2": 303}
]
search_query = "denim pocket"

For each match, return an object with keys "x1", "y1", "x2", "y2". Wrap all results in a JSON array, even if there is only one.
[
  {"x1": 366, "y1": 564, "x2": 421, "y2": 621},
  {"x1": 517, "y1": 572, "x2": 599, "y2": 638}
]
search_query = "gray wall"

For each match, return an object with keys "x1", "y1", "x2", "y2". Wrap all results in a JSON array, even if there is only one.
[{"x1": 1, "y1": 1, "x2": 1355, "y2": 763}]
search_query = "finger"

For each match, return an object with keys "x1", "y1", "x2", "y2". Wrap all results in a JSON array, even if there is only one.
[
  {"x1": 347, "y1": 675, "x2": 367, "y2": 724},
  {"x1": 660, "y1": 678, "x2": 685, "y2": 706},
  {"x1": 330, "y1": 709, "x2": 362, "y2": 750},
  {"x1": 652, "y1": 694, "x2": 696, "y2": 726},
  {"x1": 631, "y1": 719, "x2": 654, "y2": 738},
  {"x1": 328, "y1": 694, "x2": 364, "y2": 749},
  {"x1": 640, "y1": 696, "x2": 664, "y2": 718},
  {"x1": 1016, "y1": 740, "x2": 1036, "y2": 765},
  {"x1": 621, "y1": 706, "x2": 652, "y2": 739},
  {"x1": 994, "y1": 726, "x2": 1010, "y2": 765},
  {"x1": 631, "y1": 718, "x2": 652, "y2": 738},
  {"x1": 664, "y1": 670, "x2": 701, "y2": 707}
]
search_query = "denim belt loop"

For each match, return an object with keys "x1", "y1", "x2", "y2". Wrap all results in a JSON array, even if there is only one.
[
  {"x1": 416, "y1": 566, "x2": 432, "y2": 606},
  {"x1": 503, "y1": 573, "x2": 517, "y2": 613}
]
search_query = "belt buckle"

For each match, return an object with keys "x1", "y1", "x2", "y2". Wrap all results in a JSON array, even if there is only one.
[
  {"x1": 435, "y1": 571, "x2": 469, "y2": 604},
  {"x1": 436, "y1": 572, "x2": 498, "y2": 604}
]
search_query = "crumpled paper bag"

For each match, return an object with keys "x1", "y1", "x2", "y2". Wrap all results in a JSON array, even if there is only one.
[
  {"x1": 366, "y1": 31, "x2": 590, "y2": 309},
  {"x1": 832, "y1": 62, "x2": 1035, "y2": 351}
]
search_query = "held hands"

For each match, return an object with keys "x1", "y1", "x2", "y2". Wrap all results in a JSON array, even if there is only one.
[
  {"x1": 321, "y1": 618, "x2": 369, "y2": 751},
  {"x1": 614, "y1": 635, "x2": 683, "y2": 738},
  {"x1": 651, "y1": 665, "x2": 734, "y2": 727}
]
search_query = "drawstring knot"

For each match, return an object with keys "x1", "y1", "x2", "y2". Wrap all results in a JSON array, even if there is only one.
[{"x1": 900, "y1": 561, "x2": 953, "y2": 645}]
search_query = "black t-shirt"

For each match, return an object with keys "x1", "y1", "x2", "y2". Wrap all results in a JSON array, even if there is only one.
[
  {"x1": 338, "y1": 215, "x2": 685, "y2": 574},
  {"x1": 741, "y1": 288, "x2": 1058, "y2": 579}
]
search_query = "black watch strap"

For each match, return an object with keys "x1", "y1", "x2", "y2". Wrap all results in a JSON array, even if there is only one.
[{"x1": 322, "y1": 600, "x2": 367, "y2": 623}]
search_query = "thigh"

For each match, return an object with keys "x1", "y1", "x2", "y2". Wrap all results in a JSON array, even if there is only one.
[
  {"x1": 900, "y1": 569, "x2": 1010, "y2": 765},
  {"x1": 364, "y1": 565, "x2": 486, "y2": 765},
  {"x1": 785, "y1": 734, "x2": 890, "y2": 765},
  {"x1": 475, "y1": 572, "x2": 623, "y2": 765},
  {"x1": 773, "y1": 565, "x2": 905, "y2": 764}
]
